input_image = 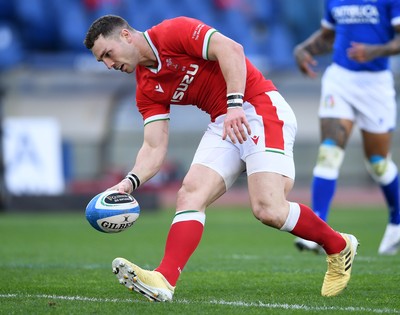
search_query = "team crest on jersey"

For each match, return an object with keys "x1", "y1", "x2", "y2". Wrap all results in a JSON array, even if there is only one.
[
  {"x1": 324, "y1": 95, "x2": 335, "y2": 108},
  {"x1": 166, "y1": 58, "x2": 181, "y2": 71}
]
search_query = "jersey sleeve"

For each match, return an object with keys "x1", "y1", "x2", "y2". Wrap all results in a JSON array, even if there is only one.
[
  {"x1": 151, "y1": 16, "x2": 218, "y2": 60},
  {"x1": 322, "y1": 0, "x2": 335, "y2": 29},
  {"x1": 136, "y1": 86, "x2": 170, "y2": 125},
  {"x1": 391, "y1": 0, "x2": 400, "y2": 26}
]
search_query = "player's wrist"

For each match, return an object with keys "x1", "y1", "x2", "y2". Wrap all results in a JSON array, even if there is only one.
[
  {"x1": 125, "y1": 173, "x2": 141, "y2": 190},
  {"x1": 227, "y1": 93, "x2": 244, "y2": 108}
]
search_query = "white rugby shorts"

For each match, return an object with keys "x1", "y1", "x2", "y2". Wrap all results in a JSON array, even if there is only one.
[
  {"x1": 319, "y1": 63, "x2": 397, "y2": 133},
  {"x1": 191, "y1": 91, "x2": 297, "y2": 189}
]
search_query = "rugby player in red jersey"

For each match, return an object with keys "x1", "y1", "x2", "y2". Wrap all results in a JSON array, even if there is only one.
[{"x1": 84, "y1": 15, "x2": 358, "y2": 301}]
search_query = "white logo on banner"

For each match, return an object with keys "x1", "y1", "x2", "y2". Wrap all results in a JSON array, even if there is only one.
[{"x1": 3, "y1": 117, "x2": 65, "y2": 195}]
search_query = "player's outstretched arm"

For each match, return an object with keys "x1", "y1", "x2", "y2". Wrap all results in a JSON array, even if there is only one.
[
  {"x1": 293, "y1": 27, "x2": 335, "y2": 78},
  {"x1": 109, "y1": 120, "x2": 169, "y2": 193}
]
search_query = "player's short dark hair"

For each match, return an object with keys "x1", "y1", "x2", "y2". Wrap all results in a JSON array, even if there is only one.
[{"x1": 84, "y1": 15, "x2": 132, "y2": 49}]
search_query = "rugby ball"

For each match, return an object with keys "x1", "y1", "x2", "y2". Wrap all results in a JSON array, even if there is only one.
[{"x1": 85, "y1": 190, "x2": 140, "y2": 233}]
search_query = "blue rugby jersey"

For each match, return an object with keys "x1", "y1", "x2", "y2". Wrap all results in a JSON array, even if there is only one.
[{"x1": 323, "y1": 0, "x2": 400, "y2": 71}]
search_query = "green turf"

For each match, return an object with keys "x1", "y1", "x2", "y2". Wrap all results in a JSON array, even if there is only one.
[{"x1": 0, "y1": 206, "x2": 399, "y2": 314}]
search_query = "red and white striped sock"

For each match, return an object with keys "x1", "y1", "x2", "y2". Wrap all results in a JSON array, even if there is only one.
[
  {"x1": 281, "y1": 202, "x2": 346, "y2": 254},
  {"x1": 155, "y1": 210, "x2": 205, "y2": 286}
]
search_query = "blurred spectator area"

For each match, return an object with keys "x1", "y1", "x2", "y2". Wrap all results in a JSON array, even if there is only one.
[
  {"x1": 0, "y1": 0, "x2": 323, "y2": 70},
  {"x1": 1, "y1": 0, "x2": 400, "y2": 204}
]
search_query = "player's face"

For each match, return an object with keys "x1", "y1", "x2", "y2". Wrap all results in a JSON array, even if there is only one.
[{"x1": 92, "y1": 33, "x2": 139, "y2": 73}]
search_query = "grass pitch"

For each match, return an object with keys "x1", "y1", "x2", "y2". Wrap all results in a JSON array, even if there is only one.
[{"x1": 0, "y1": 205, "x2": 399, "y2": 314}]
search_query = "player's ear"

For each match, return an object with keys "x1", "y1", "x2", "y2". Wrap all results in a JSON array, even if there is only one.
[{"x1": 120, "y1": 29, "x2": 132, "y2": 42}]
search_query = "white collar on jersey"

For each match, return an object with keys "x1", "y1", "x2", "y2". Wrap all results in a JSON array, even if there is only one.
[{"x1": 143, "y1": 31, "x2": 162, "y2": 74}]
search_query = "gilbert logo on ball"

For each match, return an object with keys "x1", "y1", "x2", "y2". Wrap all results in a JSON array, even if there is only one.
[{"x1": 85, "y1": 190, "x2": 140, "y2": 233}]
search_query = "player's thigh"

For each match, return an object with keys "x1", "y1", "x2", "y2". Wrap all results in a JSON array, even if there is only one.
[
  {"x1": 247, "y1": 171, "x2": 293, "y2": 226},
  {"x1": 361, "y1": 130, "x2": 392, "y2": 158},
  {"x1": 319, "y1": 65, "x2": 357, "y2": 147},
  {"x1": 176, "y1": 164, "x2": 227, "y2": 212},
  {"x1": 320, "y1": 64, "x2": 395, "y2": 149},
  {"x1": 179, "y1": 131, "x2": 245, "y2": 212},
  {"x1": 246, "y1": 151, "x2": 294, "y2": 220},
  {"x1": 191, "y1": 127, "x2": 245, "y2": 188}
]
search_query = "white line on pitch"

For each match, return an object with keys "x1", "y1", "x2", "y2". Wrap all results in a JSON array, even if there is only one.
[{"x1": 0, "y1": 293, "x2": 398, "y2": 314}]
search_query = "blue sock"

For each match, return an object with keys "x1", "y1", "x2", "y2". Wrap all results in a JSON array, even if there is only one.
[
  {"x1": 311, "y1": 176, "x2": 337, "y2": 222},
  {"x1": 381, "y1": 175, "x2": 400, "y2": 225}
]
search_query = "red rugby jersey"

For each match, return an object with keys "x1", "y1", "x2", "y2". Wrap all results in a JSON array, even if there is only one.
[{"x1": 135, "y1": 16, "x2": 276, "y2": 124}]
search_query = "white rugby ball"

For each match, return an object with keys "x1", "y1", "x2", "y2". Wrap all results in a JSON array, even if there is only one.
[{"x1": 85, "y1": 190, "x2": 140, "y2": 233}]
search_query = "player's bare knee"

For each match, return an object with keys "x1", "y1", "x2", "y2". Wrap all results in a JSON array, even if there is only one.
[
  {"x1": 313, "y1": 139, "x2": 344, "y2": 179},
  {"x1": 365, "y1": 155, "x2": 398, "y2": 185},
  {"x1": 252, "y1": 203, "x2": 282, "y2": 227},
  {"x1": 176, "y1": 179, "x2": 196, "y2": 206}
]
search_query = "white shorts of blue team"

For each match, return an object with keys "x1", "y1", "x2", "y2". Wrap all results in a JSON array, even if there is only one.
[
  {"x1": 191, "y1": 90, "x2": 298, "y2": 190},
  {"x1": 319, "y1": 63, "x2": 397, "y2": 133}
]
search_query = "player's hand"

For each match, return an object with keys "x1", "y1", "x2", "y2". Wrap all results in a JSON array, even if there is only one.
[
  {"x1": 294, "y1": 46, "x2": 318, "y2": 78},
  {"x1": 347, "y1": 42, "x2": 377, "y2": 62},
  {"x1": 222, "y1": 107, "x2": 251, "y2": 144},
  {"x1": 108, "y1": 178, "x2": 133, "y2": 194}
]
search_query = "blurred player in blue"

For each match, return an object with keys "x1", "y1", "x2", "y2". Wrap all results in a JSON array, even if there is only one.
[{"x1": 294, "y1": 0, "x2": 400, "y2": 255}]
